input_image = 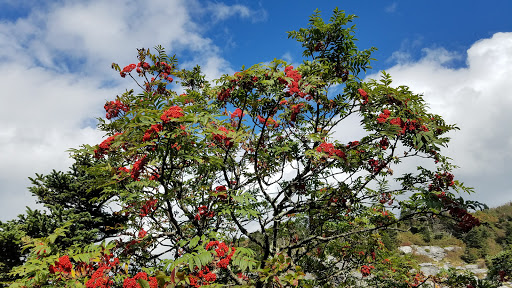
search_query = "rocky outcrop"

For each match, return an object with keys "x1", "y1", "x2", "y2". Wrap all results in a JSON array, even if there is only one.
[
  {"x1": 399, "y1": 245, "x2": 463, "y2": 262},
  {"x1": 398, "y1": 245, "x2": 512, "y2": 287}
]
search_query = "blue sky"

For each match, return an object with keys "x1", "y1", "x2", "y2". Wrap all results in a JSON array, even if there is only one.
[
  {"x1": 1, "y1": 0, "x2": 511, "y2": 221},
  {"x1": 201, "y1": 1, "x2": 512, "y2": 71}
]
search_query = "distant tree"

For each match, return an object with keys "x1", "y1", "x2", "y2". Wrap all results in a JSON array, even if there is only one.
[
  {"x1": 0, "y1": 218, "x2": 26, "y2": 285},
  {"x1": 28, "y1": 154, "x2": 127, "y2": 245},
  {"x1": 487, "y1": 245, "x2": 512, "y2": 283},
  {"x1": 9, "y1": 8, "x2": 487, "y2": 288},
  {"x1": 1, "y1": 155, "x2": 126, "y2": 286}
]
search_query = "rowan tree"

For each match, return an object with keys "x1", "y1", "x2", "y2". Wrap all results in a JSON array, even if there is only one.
[{"x1": 8, "y1": 8, "x2": 490, "y2": 288}]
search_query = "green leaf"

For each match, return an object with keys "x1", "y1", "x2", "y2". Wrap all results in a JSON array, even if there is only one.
[
  {"x1": 137, "y1": 278, "x2": 151, "y2": 288},
  {"x1": 189, "y1": 236, "x2": 200, "y2": 248}
]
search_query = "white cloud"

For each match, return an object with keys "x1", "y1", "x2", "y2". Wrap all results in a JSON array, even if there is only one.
[
  {"x1": 0, "y1": 0, "x2": 255, "y2": 221},
  {"x1": 281, "y1": 52, "x2": 293, "y2": 64},
  {"x1": 207, "y1": 2, "x2": 251, "y2": 21},
  {"x1": 205, "y1": 2, "x2": 267, "y2": 23},
  {"x1": 0, "y1": 61, "x2": 112, "y2": 220},
  {"x1": 368, "y1": 32, "x2": 512, "y2": 207},
  {"x1": 385, "y1": 2, "x2": 398, "y2": 13}
]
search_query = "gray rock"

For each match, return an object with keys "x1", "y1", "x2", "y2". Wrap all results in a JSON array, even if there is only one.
[
  {"x1": 471, "y1": 269, "x2": 488, "y2": 275},
  {"x1": 399, "y1": 246, "x2": 413, "y2": 254},
  {"x1": 444, "y1": 246, "x2": 462, "y2": 252},
  {"x1": 415, "y1": 246, "x2": 447, "y2": 262},
  {"x1": 419, "y1": 262, "x2": 440, "y2": 276}
]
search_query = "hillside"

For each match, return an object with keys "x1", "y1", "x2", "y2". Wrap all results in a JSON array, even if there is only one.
[
  {"x1": 390, "y1": 202, "x2": 512, "y2": 285},
  {"x1": 396, "y1": 202, "x2": 512, "y2": 262}
]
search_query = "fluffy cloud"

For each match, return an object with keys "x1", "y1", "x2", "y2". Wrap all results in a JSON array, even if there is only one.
[
  {"x1": 385, "y1": 2, "x2": 398, "y2": 13},
  {"x1": 204, "y1": 2, "x2": 267, "y2": 23},
  {"x1": 0, "y1": 0, "x2": 256, "y2": 221},
  {"x1": 368, "y1": 32, "x2": 512, "y2": 207}
]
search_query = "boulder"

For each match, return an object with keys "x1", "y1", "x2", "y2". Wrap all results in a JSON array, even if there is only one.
[
  {"x1": 414, "y1": 245, "x2": 447, "y2": 262},
  {"x1": 399, "y1": 246, "x2": 413, "y2": 254},
  {"x1": 419, "y1": 262, "x2": 440, "y2": 276}
]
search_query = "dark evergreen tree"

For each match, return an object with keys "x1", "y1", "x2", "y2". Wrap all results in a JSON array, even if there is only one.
[{"x1": 0, "y1": 154, "x2": 126, "y2": 285}]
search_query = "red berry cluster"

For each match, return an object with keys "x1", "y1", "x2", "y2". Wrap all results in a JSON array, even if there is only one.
[
  {"x1": 189, "y1": 266, "x2": 217, "y2": 288},
  {"x1": 428, "y1": 172, "x2": 468, "y2": 229},
  {"x1": 360, "y1": 265, "x2": 375, "y2": 277},
  {"x1": 94, "y1": 133, "x2": 122, "y2": 159},
  {"x1": 49, "y1": 255, "x2": 73, "y2": 274},
  {"x1": 389, "y1": 117, "x2": 402, "y2": 127},
  {"x1": 231, "y1": 108, "x2": 244, "y2": 120},
  {"x1": 217, "y1": 87, "x2": 232, "y2": 101},
  {"x1": 358, "y1": 89, "x2": 368, "y2": 105},
  {"x1": 388, "y1": 117, "x2": 428, "y2": 135},
  {"x1": 155, "y1": 61, "x2": 174, "y2": 82},
  {"x1": 120, "y1": 61, "x2": 165, "y2": 83},
  {"x1": 183, "y1": 95, "x2": 195, "y2": 105},
  {"x1": 347, "y1": 141, "x2": 359, "y2": 148},
  {"x1": 257, "y1": 115, "x2": 279, "y2": 128},
  {"x1": 123, "y1": 272, "x2": 157, "y2": 288},
  {"x1": 385, "y1": 93, "x2": 406, "y2": 107},
  {"x1": 238, "y1": 272, "x2": 250, "y2": 281},
  {"x1": 131, "y1": 155, "x2": 147, "y2": 181},
  {"x1": 368, "y1": 159, "x2": 385, "y2": 173},
  {"x1": 142, "y1": 124, "x2": 163, "y2": 142},
  {"x1": 283, "y1": 66, "x2": 303, "y2": 97},
  {"x1": 428, "y1": 172, "x2": 455, "y2": 197},
  {"x1": 290, "y1": 103, "x2": 304, "y2": 122},
  {"x1": 450, "y1": 206, "x2": 481, "y2": 232},
  {"x1": 139, "y1": 199, "x2": 158, "y2": 217},
  {"x1": 316, "y1": 142, "x2": 345, "y2": 159},
  {"x1": 215, "y1": 185, "x2": 228, "y2": 200},
  {"x1": 233, "y1": 72, "x2": 258, "y2": 88},
  {"x1": 138, "y1": 229, "x2": 147, "y2": 238},
  {"x1": 376, "y1": 109, "x2": 391, "y2": 123},
  {"x1": 137, "y1": 62, "x2": 151, "y2": 73},
  {"x1": 195, "y1": 206, "x2": 214, "y2": 221},
  {"x1": 379, "y1": 137, "x2": 389, "y2": 150},
  {"x1": 313, "y1": 41, "x2": 325, "y2": 52},
  {"x1": 217, "y1": 71, "x2": 258, "y2": 102},
  {"x1": 205, "y1": 241, "x2": 236, "y2": 268},
  {"x1": 212, "y1": 126, "x2": 234, "y2": 148},
  {"x1": 406, "y1": 273, "x2": 425, "y2": 287},
  {"x1": 187, "y1": 241, "x2": 237, "y2": 287},
  {"x1": 149, "y1": 172, "x2": 160, "y2": 181},
  {"x1": 498, "y1": 270, "x2": 508, "y2": 282},
  {"x1": 432, "y1": 172, "x2": 455, "y2": 190},
  {"x1": 85, "y1": 266, "x2": 113, "y2": 288},
  {"x1": 85, "y1": 252, "x2": 120, "y2": 288},
  {"x1": 120, "y1": 64, "x2": 136, "y2": 78},
  {"x1": 104, "y1": 100, "x2": 129, "y2": 119},
  {"x1": 436, "y1": 191, "x2": 481, "y2": 232},
  {"x1": 379, "y1": 192, "x2": 393, "y2": 205},
  {"x1": 160, "y1": 106, "x2": 184, "y2": 123}
]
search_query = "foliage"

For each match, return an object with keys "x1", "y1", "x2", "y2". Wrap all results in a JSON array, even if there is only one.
[
  {"x1": 0, "y1": 155, "x2": 126, "y2": 286},
  {"x1": 0, "y1": 219, "x2": 26, "y2": 284},
  {"x1": 394, "y1": 202, "x2": 512, "y2": 266},
  {"x1": 486, "y1": 245, "x2": 512, "y2": 283},
  {"x1": 28, "y1": 154, "x2": 128, "y2": 245},
  {"x1": 7, "y1": 8, "x2": 489, "y2": 288},
  {"x1": 434, "y1": 268, "x2": 501, "y2": 288}
]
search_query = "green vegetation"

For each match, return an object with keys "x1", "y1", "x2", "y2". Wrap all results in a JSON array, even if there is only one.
[
  {"x1": 392, "y1": 202, "x2": 512, "y2": 285},
  {"x1": 396, "y1": 202, "x2": 512, "y2": 260}
]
